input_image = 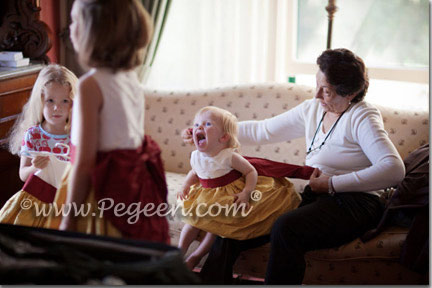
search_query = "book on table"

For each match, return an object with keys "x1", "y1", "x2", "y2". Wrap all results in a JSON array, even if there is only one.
[
  {"x1": 0, "y1": 57, "x2": 30, "y2": 67},
  {"x1": 0, "y1": 51, "x2": 24, "y2": 61}
]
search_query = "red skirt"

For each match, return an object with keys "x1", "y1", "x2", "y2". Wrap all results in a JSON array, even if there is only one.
[{"x1": 91, "y1": 135, "x2": 169, "y2": 244}]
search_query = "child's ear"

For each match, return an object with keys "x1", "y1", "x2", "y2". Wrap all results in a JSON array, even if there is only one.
[{"x1": 219, "y1": 133, "x2": 230, "y2": 143}]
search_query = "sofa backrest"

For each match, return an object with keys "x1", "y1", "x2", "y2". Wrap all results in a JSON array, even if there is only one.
[{"x1": 144, "y1": 83, "x2": 428, "y2": 178}]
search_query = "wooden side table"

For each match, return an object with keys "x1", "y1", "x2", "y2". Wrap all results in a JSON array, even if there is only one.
[{"x1": 0, "y1": 63, "x2": 43, "y2": 208}]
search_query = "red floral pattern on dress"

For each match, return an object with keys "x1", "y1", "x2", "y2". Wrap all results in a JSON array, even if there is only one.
[
  {"x1": 39, "y1": 147, "x2": 51, "y2": 152},
  {"x1": 26, "y1": 141, "x2": 34, "y2": 149},
  {"x1": 52, "y1": 147, "x2": 61, "y2": 154},
  {"x1": 31, "y1": 132, "x2": 41, "y2": 139}
]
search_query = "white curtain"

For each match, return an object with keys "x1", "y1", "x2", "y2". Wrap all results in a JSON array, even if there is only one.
[
  {"x1": 139, "y1": 0, "x2": 171, "y2": 83},
  {"x1": 146, "y1": 0, "x2": 286, "y2": 90}
]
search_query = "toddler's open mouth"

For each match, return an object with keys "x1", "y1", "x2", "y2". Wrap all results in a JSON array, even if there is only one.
[{"x1": 195, "y1": 131, "x2": 206, "y2": 146}]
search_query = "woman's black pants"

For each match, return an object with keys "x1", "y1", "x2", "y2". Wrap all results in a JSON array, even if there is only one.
[{"x1": 200, "y1": 187, "x2": 383, "y2": 285}]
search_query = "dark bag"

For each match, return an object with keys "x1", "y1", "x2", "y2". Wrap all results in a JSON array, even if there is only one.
[
  {"x1": 361, "y1": 144, "x2": 429, "y2": 274},
  {"x1": 390, "y1": 143, "x2": 429, "y2": 207},
  {"x1": 0, "y1": 224, "x2": 200, "y2": 284}
]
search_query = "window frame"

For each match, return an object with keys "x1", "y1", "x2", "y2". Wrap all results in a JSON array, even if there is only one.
[{"x1": 283, "y1": 0, "x2": 429, "y2": 84}]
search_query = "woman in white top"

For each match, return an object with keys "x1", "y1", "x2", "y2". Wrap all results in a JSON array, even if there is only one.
[{"x1": 184, "y1": 48, "x2": 405, "y2": 284}]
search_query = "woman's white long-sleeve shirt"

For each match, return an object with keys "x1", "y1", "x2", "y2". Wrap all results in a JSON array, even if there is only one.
[{"x1": 238, "y1": 99, "x2": 405, "y2": 195}]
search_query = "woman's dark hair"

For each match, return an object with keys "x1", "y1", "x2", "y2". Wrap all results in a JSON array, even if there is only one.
[{"x1": 317, "y1": 48, "x2": 369, "y2": 103}]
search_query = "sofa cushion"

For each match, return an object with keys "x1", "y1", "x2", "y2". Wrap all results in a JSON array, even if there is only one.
[
  {"x1": 165, "y1": 171, "x2": 186, "y2": 242},
  {"x1": 303, "y1": 226, "x2": 425, "y2": 285},
  {"x1": 166, "y1": 172, "x2": 208, "y2": 268},
  {"x1": 303, "y1": 258, "x2": 425, "y2": 285},
  {"x1": 304, "y1": 226, "x2": 408, "y2": 260}
]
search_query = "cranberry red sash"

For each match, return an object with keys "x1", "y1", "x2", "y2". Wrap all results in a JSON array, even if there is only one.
[
  {"x1": 198, "y1": 156, "x2": 315, "y2": 188},
  {"x1": 199, "y1": 170, "x2": 243, "y2": 188},
  {"x1": 22, "y1": 174, "x2": 56, "y2": 203},
  {"x1": 92, "y1": 135, "x2": 169, "y2": 244},
  {"x1": 244, "y1": 156, "x2": 315, "y2": 179}
]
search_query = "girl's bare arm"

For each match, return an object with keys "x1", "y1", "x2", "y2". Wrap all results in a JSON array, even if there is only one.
[
  {"x1": 231, "y1": 153, "x2": 258, "y2": 205},
  {"x1": 19, "y1": 155, "x2": 49, "y2": 182},
  {"x1": 60, "y1": 76, "x2": 102, "y2": 230}
]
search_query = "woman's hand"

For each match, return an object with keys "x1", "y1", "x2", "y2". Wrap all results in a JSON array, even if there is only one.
[
  {"x1": 181, "y1": 128, "x2": 194, "y2": 145},
  {"x1": 309, "y1": 168, "x2": 330, "y2": 193},
  {"x1": 31, "y1": 155, "x2": 50, "y2": 169}
]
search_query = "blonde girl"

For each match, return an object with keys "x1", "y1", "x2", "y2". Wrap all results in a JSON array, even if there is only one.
[
  {"x1": 0, "y1": 64, "x2": 77, "y2": 227},
  {"x1": 177, "y1": 106, "x2": 314, "y2": 270},
  {"x1": 54, "y1": 0, "x2": 169, "y2": 243}
]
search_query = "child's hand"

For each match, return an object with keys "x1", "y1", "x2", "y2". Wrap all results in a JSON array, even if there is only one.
[
  {"x1": 31, "y1": 155, "x2": 50, "y2": 169},
  {"x1": 177, "y1": 186, "x2": 190, "y2": 200},
  {"x1": 234, "y1": 190, "x2": 251, "y2": 209},
  {"x1": 181, "y1": 128, "x2": 194, "y2": 145}
]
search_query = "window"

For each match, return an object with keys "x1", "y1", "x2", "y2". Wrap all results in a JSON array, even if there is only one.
[
  {"x1": 148, "y1": 0, "x2": 428, "y2": 111},
  {"x1": 287, "y1": 0, "x2": 429, "y2": 83},
  {"x1": 285, "y1": 0, "x2": 429, "y2": 111}
]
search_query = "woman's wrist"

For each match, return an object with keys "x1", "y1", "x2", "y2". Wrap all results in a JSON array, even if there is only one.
[{"x1": 328, "y1": 176, "x2": 336, "y2": 196}]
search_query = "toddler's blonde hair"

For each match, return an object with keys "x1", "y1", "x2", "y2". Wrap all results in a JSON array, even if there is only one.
[
  {"x1": 8, "y1": 64, "x2": 78, "y2": 155},
  {"x1": 195, "y1": 106, "x2": 240, "y2": 150}
]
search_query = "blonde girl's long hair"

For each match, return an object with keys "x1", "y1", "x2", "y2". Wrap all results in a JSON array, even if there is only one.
[
  {"x1": 8, "y1": 64, "x2": 78, "y2": 155},
  {"x1": 196, "y1": 106, "x2": 240, "y2": 150}
]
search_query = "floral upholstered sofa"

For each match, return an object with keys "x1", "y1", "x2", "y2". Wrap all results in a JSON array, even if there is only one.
[{"x1": 143, "y1": 83, "x2": 428, "y2": 284}]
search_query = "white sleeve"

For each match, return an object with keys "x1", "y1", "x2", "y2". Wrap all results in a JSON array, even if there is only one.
[
  {"x1": 332, "y1": 107, "x2": 406, "y2": 192},
  {"x1": 190, "y1": 150, "x2": 198, "y2": 171},
  {"x1": 238, "y1": 101, "x2": 307, "y2": 146}
]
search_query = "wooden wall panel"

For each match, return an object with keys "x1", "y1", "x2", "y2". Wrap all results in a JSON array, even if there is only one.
[{"x1": 0, "y1": 67, "x2": 41, "y2": 209}]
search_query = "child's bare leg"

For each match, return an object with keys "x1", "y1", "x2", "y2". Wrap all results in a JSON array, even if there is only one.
[
  {"x1": 185, "y1": 232, "x2": 216, "y2": 270},
  {"x1": 178, "y1": 224, "x2": 200, "y2": 255}
]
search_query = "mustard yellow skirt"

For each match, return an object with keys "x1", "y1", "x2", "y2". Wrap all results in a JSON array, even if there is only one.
[
  {"x1": 44, "y1": 164, "x2": 122, "y2": 238},
  {"x1": 0, "y1": 190, "x2": 55, "y2": 228},
  {"x1": 181, "y1": 176, "x2": 301, "y2": 240}
]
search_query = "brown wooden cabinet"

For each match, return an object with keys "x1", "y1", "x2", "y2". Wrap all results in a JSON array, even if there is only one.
[{"x1": 0, "y1": 64, "x2": 43, "y2": 208}]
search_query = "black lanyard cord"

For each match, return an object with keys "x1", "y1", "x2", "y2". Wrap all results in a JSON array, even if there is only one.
[{"x1": 307, "y1": 106, "x2": 349, "y2": 155}]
